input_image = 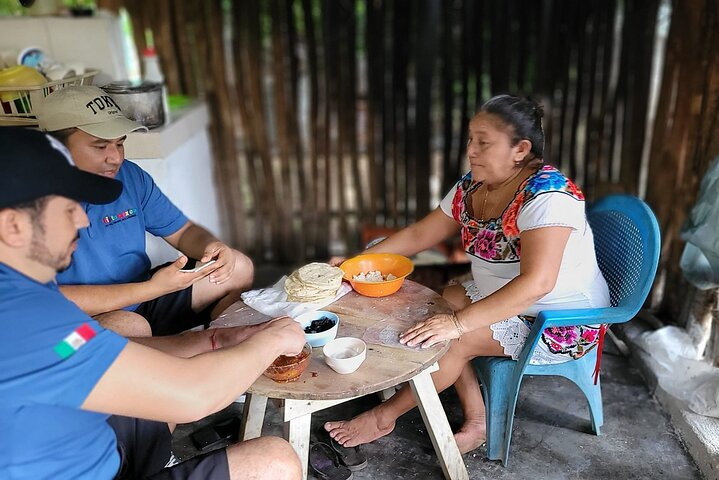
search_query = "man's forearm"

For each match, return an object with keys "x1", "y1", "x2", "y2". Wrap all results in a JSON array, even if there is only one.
[
  {"x1": 82, "y1": 333, "x2": 284, "y2": 423},
  {"x1": 81, "y1": 324, "x2": 299, "y2": 424},
  {"x1": 176, "y1": 224, "x2": 219, "y2": 260},
  {"x1": 130, "y1": 329, "x2": 213, "y2": 358},
  {"x1": 129, "y1": 324, "x2": 262, "y2": 359},
  {"x1": 60, "y1": 282, "x2": 163, "y2": 316}
]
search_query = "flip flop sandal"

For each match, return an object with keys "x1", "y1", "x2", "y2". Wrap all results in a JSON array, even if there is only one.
[
  {"x1": 309, "y1": 442, "x2": 353, "y2": 480},
  {"x1": 329, "y1": 436, "x2": 368, "y2": 471}
]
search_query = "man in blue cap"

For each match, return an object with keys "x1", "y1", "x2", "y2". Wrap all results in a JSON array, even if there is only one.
[{"x1": 0, "y1": 127, "x2": 303, "y2": 479}]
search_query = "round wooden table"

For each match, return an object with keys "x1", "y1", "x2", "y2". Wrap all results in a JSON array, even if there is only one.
[{"x1": 212, "y1": 280, "x2": 469, "y2": 480}]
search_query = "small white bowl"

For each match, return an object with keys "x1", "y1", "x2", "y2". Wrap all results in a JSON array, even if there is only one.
[
  {"x1": 295, "y1": 311, "x2": 339, "y2": 348},
  {"x1": 322, "y1": 337, "x2": 367, "y2": 374}
]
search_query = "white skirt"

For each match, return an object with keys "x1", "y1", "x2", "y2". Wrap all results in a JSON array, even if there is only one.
[{"x1": 462, "y1": 280, "x2": 598, "y2": 365}]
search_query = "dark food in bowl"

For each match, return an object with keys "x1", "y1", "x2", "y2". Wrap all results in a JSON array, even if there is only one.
[{"x1": 304, "y1": 316, "x2": 336, "y2": 334}]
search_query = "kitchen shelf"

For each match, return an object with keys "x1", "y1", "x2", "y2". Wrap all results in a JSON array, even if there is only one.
[{"x1": 123, "y1": 101, "x2": 209, "y2": 160}]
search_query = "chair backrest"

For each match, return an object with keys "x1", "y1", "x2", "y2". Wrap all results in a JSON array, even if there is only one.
[{"x1": 587, "y1": 194, "x2": 661, "y2": 315}]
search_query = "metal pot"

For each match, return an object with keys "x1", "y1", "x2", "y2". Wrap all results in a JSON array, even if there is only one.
[{"x1": 101, "y1": 81, "x2": 165, "y2": 129}]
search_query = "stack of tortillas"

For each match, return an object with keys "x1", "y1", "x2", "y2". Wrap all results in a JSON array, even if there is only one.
[{"x1": 284, "y1": 262, "x2": 345, "y2": 303}]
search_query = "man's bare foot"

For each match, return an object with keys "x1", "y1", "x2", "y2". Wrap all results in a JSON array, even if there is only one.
[
  {"x1": 324, "y1": 408, "x2": 396, "y2": 447},
  {"x1": 454, "y1": 418, "x2": 486, "y2": 454}
]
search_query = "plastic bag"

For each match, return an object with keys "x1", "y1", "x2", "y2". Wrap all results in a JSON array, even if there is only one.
[
  {"x1": 240, "y1": 276, "x2": 352, "y2": 318},
  {"x1": 680, "y1": 155, "x2": 719, "y2": 289},
  {"x1": 638, "y1": 326, "x2": 719, "y2": 417}
]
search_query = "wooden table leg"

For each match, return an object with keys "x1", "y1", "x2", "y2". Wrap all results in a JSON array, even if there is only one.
[
  {"x1": 409, "y1": 367, "x2": 469, "y2": 480},
  {"x1": 283, "y1": 399, "x2": 313, "y2": 480},
  {"x1": 240, "y1": 393, "x2": 268, "y2": 440}
]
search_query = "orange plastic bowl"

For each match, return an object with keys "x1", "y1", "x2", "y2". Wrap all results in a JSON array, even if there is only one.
[{"x1": 339, "y1": 253, "x2": 414, "y2": 297}]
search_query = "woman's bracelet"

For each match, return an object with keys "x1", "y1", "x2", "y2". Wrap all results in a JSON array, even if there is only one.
[{"x1": 450, "y1": 312, "x2": 464, "y2": 341}]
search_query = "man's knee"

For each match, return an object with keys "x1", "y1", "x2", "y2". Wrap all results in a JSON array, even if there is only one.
[
  {"x1": 231, "y1": 250, "x2": 254, "y2": 291},
  {"x1": 95, "y1": 310, "x2": 152, "y2": 337},
  {"x1": 226, "y1": 436, "x2": 301, "y2": 480},
  {"x1": 258, "y1": 437, "x2": 301, "y2": 479}
]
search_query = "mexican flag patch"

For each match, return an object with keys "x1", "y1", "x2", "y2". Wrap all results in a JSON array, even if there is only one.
[{"x1": 54, "y1": 323, "x2": 97, "y2": 359}]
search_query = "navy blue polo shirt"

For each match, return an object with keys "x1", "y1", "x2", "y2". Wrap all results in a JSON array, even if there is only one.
[
  {"x1": 56, "y1": 160, "x2": 188, "y2": 310},
  {"x1": 0, "y1": 263, "x2": 128, "y2": 479}
]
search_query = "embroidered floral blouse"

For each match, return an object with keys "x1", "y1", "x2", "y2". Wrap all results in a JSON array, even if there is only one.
[{"x1": 439, "y1": 165, "x2": 611, "y2": 362}]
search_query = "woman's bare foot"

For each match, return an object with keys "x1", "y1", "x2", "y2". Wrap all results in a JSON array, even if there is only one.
[
  {"x1": 324, "y1": 407, "x2": 396, "y2": 447},
  {"x1": 454, "y1": 418, "x2": 486, "y2": 454}
]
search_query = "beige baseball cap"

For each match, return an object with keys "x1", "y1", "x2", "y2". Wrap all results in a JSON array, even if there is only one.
[{"x1": 36, "y1": 85, "x2": 147, "y2": 139}]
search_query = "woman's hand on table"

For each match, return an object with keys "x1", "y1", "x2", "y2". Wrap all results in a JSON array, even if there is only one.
[{"x1": 399, "y1": 313, "x2": 462, "y2": 348}]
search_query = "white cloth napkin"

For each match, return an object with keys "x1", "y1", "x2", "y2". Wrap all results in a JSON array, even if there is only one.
[{"x1": 240, "y1": 276, "x2": 352, "y2": 318}]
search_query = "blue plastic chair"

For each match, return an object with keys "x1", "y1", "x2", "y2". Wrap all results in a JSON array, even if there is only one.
[{"x1": 472, "y1": 194, "x2": 661, "y2": 465}]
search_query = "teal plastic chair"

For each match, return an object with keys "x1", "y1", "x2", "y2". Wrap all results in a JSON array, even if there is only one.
[{"x1": 472, "y1": 194, "x2": 661, "y2": 465}]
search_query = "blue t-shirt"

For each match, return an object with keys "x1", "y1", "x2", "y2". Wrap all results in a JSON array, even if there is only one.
[
  {"x1": 0, "y1": 263, "x2": 128, "y2": 479},
  {"x1": 56, "y1": 160, "x2": 188, "y2": 309}
]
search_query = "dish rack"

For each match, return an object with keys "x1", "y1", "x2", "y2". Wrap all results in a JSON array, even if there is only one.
[{"x1": 0, "y1": 70, "x2": 98, "y2": 127}]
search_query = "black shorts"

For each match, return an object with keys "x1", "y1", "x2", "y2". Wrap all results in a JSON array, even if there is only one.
[
  {"x1": 134, "y1": 261, "x2": 211, "y2": 336},
  {"x1": 109, "y1": 416, "x2": 230, "y2": 480}
]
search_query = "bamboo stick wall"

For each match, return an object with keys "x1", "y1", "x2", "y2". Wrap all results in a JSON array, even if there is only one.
[
  {"x1": 99, "y1": 0, "x2": 719, "y2": 323},
  {"x1": 645, "y1": 0, "x2": 719, "y2": 321}
]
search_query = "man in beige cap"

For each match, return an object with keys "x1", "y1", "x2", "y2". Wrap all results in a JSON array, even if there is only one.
[{"x1": 36, "y1": 85, "x2": 254, "y2": 337}]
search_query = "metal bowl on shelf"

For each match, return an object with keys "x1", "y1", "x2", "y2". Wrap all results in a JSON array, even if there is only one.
[{"x1": 102, "y1": 81, "x2": 165, "y2": 129}]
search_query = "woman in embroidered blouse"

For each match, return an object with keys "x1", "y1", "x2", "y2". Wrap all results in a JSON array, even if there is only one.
[{"x1": 324, "y1": 94, "x2": 610, "y2": 454}]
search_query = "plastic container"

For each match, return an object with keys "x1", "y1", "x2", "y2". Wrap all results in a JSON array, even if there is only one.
[
  {"x1": 142, "y1": 46, "x2": 164, "y2": 83},
  {"x1": 295, "y1": 311, "x2": 339, "y2": 347},
  {"x1": 339, "y1": 253, "x2": 414, "y2": 297},
  {"x1": 263, "y1": 343, "x2": 312, "y2": 383},
  {"x1": 0, "y1": 69, "x2": 97, "y2": 126},
  {"x1": 140, "y1": 46, "x2": 168, "y2": 126},
  {"x1": 0, "y1": 65, "x2": 47, "y2": 107}
]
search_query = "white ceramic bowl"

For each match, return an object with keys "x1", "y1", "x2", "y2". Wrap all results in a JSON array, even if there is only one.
[
  {"x1": 295, "y1": 311, "x2": 339, "y2": 348},
  {"x1": 322, "y1": 337, "x2": 367, "y2": 374}
]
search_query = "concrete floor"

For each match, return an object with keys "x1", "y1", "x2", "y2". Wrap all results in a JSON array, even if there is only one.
[{"x1": 172, "y1": 338, "x2": 701, "y2": 479}]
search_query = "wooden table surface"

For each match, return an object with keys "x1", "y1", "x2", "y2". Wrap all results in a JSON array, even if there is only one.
[
  {"x1": 212, "y1": 279, "x2": 469, "y2": 480},
  {"x1": 212, "y1": 280, "x2": 454, "y2": 400}
]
